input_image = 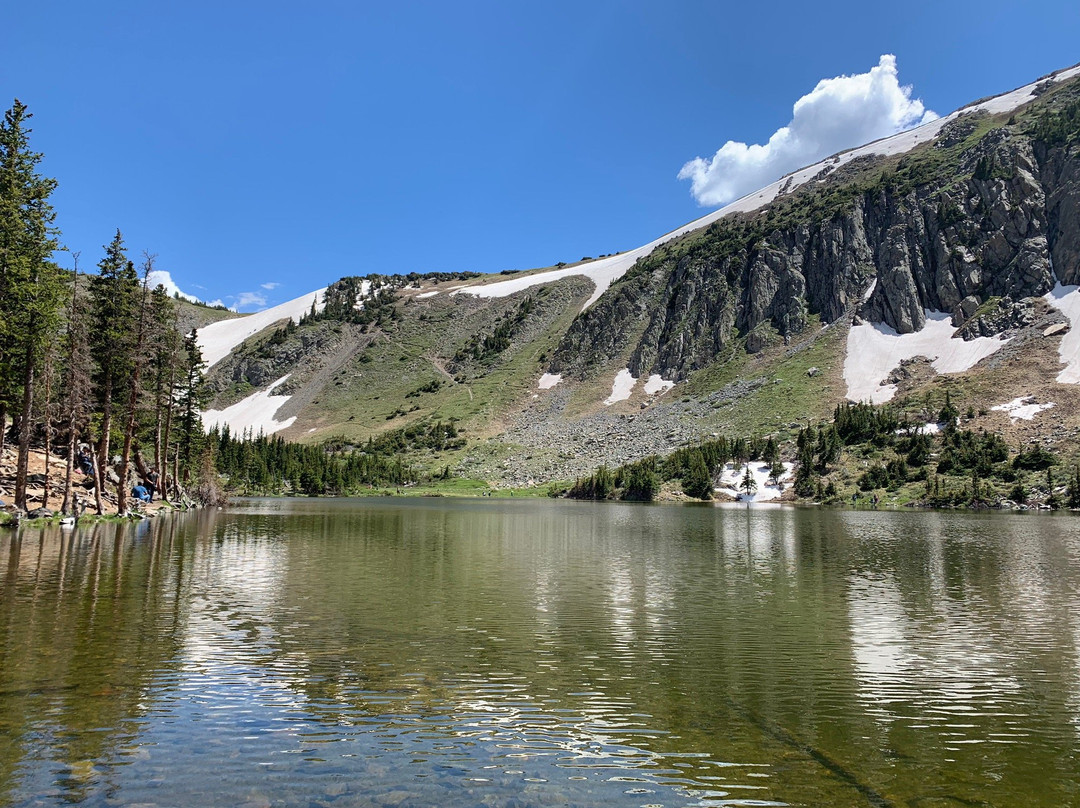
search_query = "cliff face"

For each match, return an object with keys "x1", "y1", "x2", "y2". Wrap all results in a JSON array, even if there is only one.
[{"x1": 551, "y1": 79, "x2": 1080, "y2": 382}]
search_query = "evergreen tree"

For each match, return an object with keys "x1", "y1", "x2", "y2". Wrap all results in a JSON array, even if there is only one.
[
  {"x1": 682, "y1": 450, "x2": 713, "y2": 500},
  {"x1": 619, "y1": 458, "x2": 659, "y2": 502},
  {"x1": 148, "y1": 283, "x2": 180, "y2": 496},
  {"x1": 176, "y1": 330, "x2": 209, "y2": 485},
  {"x1": 0, "y1": 99, "x2": 62, "y2": 509},
  {"x1": 793, "y1": 428, "x2": 817, "y2": 497},
  {"x1": 740, "y1": 465, "x2": 758, "y2": 497},
  {"x1": 116, "y1": 254, "x2": 155, "y2": 514},
  {"x1": 939, "y1": 391, "x2": 959, "y2": 428},
  {"x1": 768, "y1": 461, "x2": 785, "y2": 486},
  {"x1": 59, "y1": 257, "x2": 93, "y2": 514},
  {"x1": 1046, "y1": 467, "x2": 1060, "y2": 510},
  {"x1": 89, "y1": 231, "x2": 139, "y2": 509},
  {"x1": 1067, "y1": 466, "x2": 1080, "y2": 509}
]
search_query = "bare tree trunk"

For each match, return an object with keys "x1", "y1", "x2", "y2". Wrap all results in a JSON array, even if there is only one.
[
  {"x1": 97, "y1": 375, "x2": 113, "y2": 512},
  {"x1": 41, "y1": 349, "x2": 53, "y2": 510},
  {"x1": 61, "y1": 411, "x2": 76, "y2": 515},
  {"x1": 153, "y1": 370, "x2": 164, "y2": 480},
  {"x1": 117, "y1": 262, "x2": 152, "y2": 516},
  {"x1": 14, "y1": 339, "x2": 36, "y2": 511},
  {"x1": 88, "y1": 420, "x2": 104, "y2": 515},
  {"x1": 60, "y1": 261, "x2": 80, "y2": 516},
  {"x1": 172, "y1": 445, "x2": 181, "y2": 501},
  {"x1": 161, "y1": 367, "x2": 176, "y2": 502}
]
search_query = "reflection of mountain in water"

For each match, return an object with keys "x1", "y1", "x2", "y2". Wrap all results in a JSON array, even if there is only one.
[{"x1": 2, "y1": 503, "x2": 1080, "y2": 806}]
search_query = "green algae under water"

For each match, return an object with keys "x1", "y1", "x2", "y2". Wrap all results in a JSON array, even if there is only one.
[{"x1": 1, "y1": 498, "x2": 1078, "y2": 807}]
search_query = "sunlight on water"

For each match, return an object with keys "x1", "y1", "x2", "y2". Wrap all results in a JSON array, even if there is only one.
[{"x1": 1, "y1": 500, "x2": 1079, "y2": 807}]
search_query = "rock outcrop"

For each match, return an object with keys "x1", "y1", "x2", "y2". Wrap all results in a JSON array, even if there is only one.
[{"x1": 551, "y1": 79, "x2": 1080, "y2": 383}]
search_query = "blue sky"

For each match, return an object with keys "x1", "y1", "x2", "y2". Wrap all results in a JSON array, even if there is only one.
[{"x1": 6, "y1": 1, "x2": 1079, "y2": 310}]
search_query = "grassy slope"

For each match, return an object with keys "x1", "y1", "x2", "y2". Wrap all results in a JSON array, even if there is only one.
[
  {"x1": 295, "y1": 278, "x2": 592, "y2": 452},
  {"x1": 202, "y1": 77, "x2": 1080, "y2": 491}
]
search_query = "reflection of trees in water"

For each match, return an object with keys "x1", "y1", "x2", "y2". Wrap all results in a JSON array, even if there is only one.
[
  {"x1": 2, "y1": 504, "x2": 1079, "y2": 807},
  {"x1": 840, "y1": 510, "x2": 1080, "y2": 803},
  {"x1": 0, "y1": 517, "x2": 193, "y2": 804},
  {"x1": 237, "y1": 504, "x2": 881, "y2": 801}
]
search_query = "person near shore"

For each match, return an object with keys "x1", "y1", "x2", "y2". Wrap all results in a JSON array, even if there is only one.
[
  {"x1": 132, "y1": 484, "x2": 151, "y2": 503},
  {"x1": 77, "y1": 448, "x2": 93, "y2": 476},
  {"x1": 145, "y1": 470, "x2": 159, "y2": 502}
]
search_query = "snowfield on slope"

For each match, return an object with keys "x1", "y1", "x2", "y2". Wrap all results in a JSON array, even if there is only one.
[
  {"x1": 203, "y1": 374, "x2": 296, "y2": 436},
  {"x1": 1045, "y1": 283, "x2": 1080, "y2": 383},
  {"x1": 197, "y1": 289, "x2": 326, "y2": 369},
  {"x1": 604, "y1": 369, "x2": 637, "y2": 405},
  {"x1": 715, "y1": 462, "x2": 793, "y2": 502},
  {"x1": 992, "y1": 396, "x2": 1055, "y2": 421},
  {"x1": 445, "y1": 65, "x2": 1080, "y2": 312},
  {"x1": 845, "y1": 312, "x2": 1006, "y2": 403},
  {"x1": 601, "y1": 369, "x2": 676, "y2": 405}
]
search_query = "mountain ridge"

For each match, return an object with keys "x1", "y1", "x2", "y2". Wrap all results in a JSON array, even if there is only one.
[{"x1": 195, "y1": 62, "x2": 1080, "y2": 489}]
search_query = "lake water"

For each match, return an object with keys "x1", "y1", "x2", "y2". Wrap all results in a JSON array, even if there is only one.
[{"x1": 1, "y1": 499, "x2": 1078, "y2": 807}]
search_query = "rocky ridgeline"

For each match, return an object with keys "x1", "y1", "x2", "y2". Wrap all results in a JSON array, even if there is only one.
[{"x1": 549, "y1": 80, "x2": 1080, "y2": 384}]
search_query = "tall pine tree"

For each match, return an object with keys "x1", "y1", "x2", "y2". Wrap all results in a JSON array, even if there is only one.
[
  {"x1": 88, "y1": 231, "x2": 139, "y2": 510},
  {"x1": 176, "y1": 330, "x2": 209, "y2": 488},
  {"x1": 0, "y1": 99, "x2": 63, "y2": 509}
]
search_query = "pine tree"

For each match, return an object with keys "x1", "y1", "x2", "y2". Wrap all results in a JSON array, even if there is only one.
[
  {"x1": 59, "y1": 256, "x2": 93, "y2": 515},
  {"x1": 740, "y1": 465, "x2": 758, "y2": 497},
  {"x1": 116, "y1": 254, "x2": 155, "y2": 514},
  {"x1": 768, "y1": 461, "x2": 785, "y2": 486},
  {"x1": 0, "y1": 99, "x2": 63, "y2": 509},
  {"x1": 89, "y1": 231, "x2": 139, "y2": 509},
  {"x1": 176, "y1": 330, "x2": 209, "y2": 486},
  {"x1": 1067, "y1": 466, "x2": 1080, "y2": 509},
  {"x1": 939, "y1": 391, "x2": 959, "y2": 428},
  {"x1": 682, "y1": 450, "x2": 713, "y2": 500},
  {"x1": 1046, "y1": 467, "x2": 1059, "y2": 510},
  {"x1": 148, "y1": 283, "x2": 179, "y2": 498}
]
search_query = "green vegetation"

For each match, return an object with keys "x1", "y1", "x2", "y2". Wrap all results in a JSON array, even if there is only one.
[
  {"x1": 791, "y1": 401, "x2": 1077, "y2": 509},
  {"x1": 212, "y1": 419, "x2": 468, "y2": 496},
  {"x1": 1028, "y1": 89, "x2": 1080, "y2": 145},
  {"x1": 565, "y1": 457, "x2": 660, "y2": 502},
  {"x1": 454, "y1": 296, "x2": 534, "y2": 363},
  {"x1": 0, "y1": 99, "x2": 214, "y2": 515},
  {"x1": 564, "y1": 434, "x2": 781, "y2": 503}
]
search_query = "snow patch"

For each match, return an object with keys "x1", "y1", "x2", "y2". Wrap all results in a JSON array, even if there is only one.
[
  {"x1": 351, "y1": 279, "x2": 373, "y2": 309},
  {"x1": 642, "y1": 374, "x2": 675, "y2": 395},
  {"x1": 992, "y1": 396, "x2": 1055, "y2": 421},
  {"x1": 203, "y1": 375, "x2": 296, "y2": 436},
  {"x1": 604, "y1": 369, "x2": 637, "y2": 405},
  {"x1": 538, "y1": 373, "x2": 562, "y2": 390},
  {"x1": 415, "y1": 290, "x2": 440, "y2": 299},
  {"x1": 897, "y1": 422, "x2": 943, "y2": 435},
  {"x1": 715, "y1": 462, "x2": 793, "y2": 503},
  {"x1": 454, "y1": 67, "x2": 1080, "y2": 314},
  {"x1": 845, "y1": 311, "x2": 1006, "y2": 403},
  {"x1": 1044, "y1": 283, "x2": 1080, "y2": 383},
  {"x1": 197, "y1": 289, "x2": 325, "y2": 369}
]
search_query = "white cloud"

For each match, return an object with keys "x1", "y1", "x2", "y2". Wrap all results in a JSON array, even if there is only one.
[
  {"x1": 234, "y1": 291, "x2": 268, "y2": 310},
  {"x1": 260, "y1": 282, "x2": 280, "y2": 290},
  {"x1": 147, "y1": 269, "x2": 201, "y2": 303},
  {"x1": 678, "y1": 55, "x2": 937, "y2": 206}
]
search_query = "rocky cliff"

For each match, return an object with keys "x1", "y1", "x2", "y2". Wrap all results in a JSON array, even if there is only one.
[{"x1": 550, "y1": 77, "x2": 1080, "y2": 382}]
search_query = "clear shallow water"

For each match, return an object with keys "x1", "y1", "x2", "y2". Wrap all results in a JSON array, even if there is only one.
[{"x1": 1, "y1": 499, "x2": 1078, "y2": 807}]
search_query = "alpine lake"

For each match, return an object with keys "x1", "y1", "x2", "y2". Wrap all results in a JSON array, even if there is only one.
[{"x1": 1, "y1": 498, "x2": 1078, "y2": 808}]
